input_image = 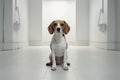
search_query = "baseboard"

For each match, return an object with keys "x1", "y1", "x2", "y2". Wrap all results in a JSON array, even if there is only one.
[
  {"x1": 90, "y1": 41, "x2": 115, "y2": 50},
  {"x1": 29, "y1": 41, "x2": 50, "y2": 46},
  {"x1": 68, "y1": 41, "x2": 89, "y2": 46},
  {"x1": 29, "y1": 41, "x2": 89, "y2": 46},
  {"x1": 0, "y1": 42, "x2": 2, "y2": 50},
  {"x1": 1, "y1": 41, "x2": 120, "y2": 50},
  {"x1": 115, "y1": 42, "x2": 120, "y2": 50},
  {"x1": 2, "y1": 42, "x2": 28, "y2": 50}
]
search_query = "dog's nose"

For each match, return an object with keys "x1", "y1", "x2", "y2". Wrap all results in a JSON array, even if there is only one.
[{"x1": 57, "y1": 28, "x2": 60, "y2": 32}]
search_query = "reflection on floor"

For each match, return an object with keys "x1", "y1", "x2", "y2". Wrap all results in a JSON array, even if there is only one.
[{"x1": 0, "y1": 46, "x2": 120, "y2": 80}]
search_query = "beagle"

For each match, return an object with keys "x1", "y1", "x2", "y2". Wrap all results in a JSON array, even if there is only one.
[{"x1": 46, "y1": 20, "x2": 70, "y2": 71}]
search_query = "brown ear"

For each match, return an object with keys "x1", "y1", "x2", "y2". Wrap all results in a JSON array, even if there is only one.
[
  {"x1": 48, "y1": 21, "x2": 55, "y2": 34},
  {"x1": 63, "y1": 21, "x2": 70, "y2": 34}
]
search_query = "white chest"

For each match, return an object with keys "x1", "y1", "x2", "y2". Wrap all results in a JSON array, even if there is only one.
[
  {"x1": 51, "y1": 34, "x2": 66, "y2": 56},
  {"x1": 54, "y1": 42, "x2": 66, "y2": 56}
]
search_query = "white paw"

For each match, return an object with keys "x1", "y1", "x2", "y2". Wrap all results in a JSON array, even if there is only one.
[
  {"x1": 63, "y1": 65, "x2": 68, "y2": 70},
  {"x1": 51, "y1": 66, "x2": 56, "y2": 71}
]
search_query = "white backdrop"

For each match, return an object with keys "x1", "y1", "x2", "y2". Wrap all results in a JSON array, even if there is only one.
[
  {"x1": 42, "y1": 0, "x2": 76, "y2": 42},
  {"x1": 29, "y1": 0, "x2": 89, "y2": 46}
]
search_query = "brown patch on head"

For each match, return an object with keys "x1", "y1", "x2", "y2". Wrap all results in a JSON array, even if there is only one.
[{"x1": 48, "y1": 21, "x2": 57, "y2": 34}]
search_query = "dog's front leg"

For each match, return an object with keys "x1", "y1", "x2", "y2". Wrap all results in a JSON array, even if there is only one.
[
  {"x1": 63, "y1": 50, "x2": 68, "y2": 70},
  {"x1": 51, "y1": 50, "x2": 56, "y2": 71}
]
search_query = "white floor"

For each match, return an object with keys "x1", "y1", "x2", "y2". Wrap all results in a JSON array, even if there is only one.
[{"x1": 0, "y1": 46, "x2": 120, "y2": 80}]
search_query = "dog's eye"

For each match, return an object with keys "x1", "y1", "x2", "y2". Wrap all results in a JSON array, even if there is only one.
[
  {"x1": 54, "y1": 23, "x2": 57, "y2": 26},
  {"x1": 60, "y1": 23, "x2": 64, "y2": 26}
]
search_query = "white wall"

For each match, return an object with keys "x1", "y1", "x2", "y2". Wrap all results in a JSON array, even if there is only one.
[
  {"x1": 115, "y1": 0, "x2": 120, "y2": 50},
  {"x1": 107, "y1": 0, "x2": 116, "y2": 49},
  {"x1": 42, "y1": 0, "x2": 76, "y2": 42},
  {"x1": 3, "y1": 0, "x2": 28, "y2": 50},
  {"x1": 12, "y1": 0, "x2": 28, "y2": 42},
  {"x1": 89, "y1": 0, "x2": 116, "y2": 50},
  {"x1": 29, "y1": 0, "x2": 42, "y2": 45},
  {"x1": 90, "y1": 0, "x2": 107, "y2": 49},
  {"x1": 0, "y1": 0, "x2": 3, "y2": 50},
  {"x1": 3, "y1": 0, "x2": 13, "y2": 50},
  {"x1": 76, "y1": 0, "x2": 89, "y2": 45}
]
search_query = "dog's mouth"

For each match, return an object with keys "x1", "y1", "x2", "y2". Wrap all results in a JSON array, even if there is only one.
[{"x1": 57, "y1": 31, "x2": 60, "y2": 33}]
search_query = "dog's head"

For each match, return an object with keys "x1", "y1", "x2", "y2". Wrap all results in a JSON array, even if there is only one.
[{"x1": 48, "y1": 20, "x2": 70, "y2": 35}]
